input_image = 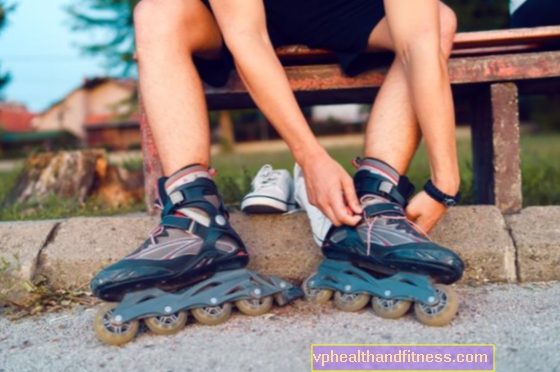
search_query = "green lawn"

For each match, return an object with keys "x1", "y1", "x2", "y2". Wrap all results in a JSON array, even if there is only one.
[
  {"x1": 211, "y1": 133, "x2": 560, "y2": 207},
  {"x1": 1, "y1": 133, "x2": 559, "y2": 221}
]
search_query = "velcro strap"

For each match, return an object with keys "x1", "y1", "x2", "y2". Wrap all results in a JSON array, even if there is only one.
[
  {"x1": 355, "y1": 171, "x2": 416, "y2": 206},
  {"x1": 364, "y1": 202, "x2": 405, "y2": 219},
  {"x1": 169, "y1": 190, "x2": 185, "y2": 205},
  {"x1": 161, "y1": 215, "x2": 208, "y2": 236}
]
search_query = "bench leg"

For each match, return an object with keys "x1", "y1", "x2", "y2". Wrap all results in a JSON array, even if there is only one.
[
  {"x1": 471, "y1": 82, "x2": 522, "y2": 214},
  {"x1": 140, "y1": 94, "x2": 163, "y2": 215}
]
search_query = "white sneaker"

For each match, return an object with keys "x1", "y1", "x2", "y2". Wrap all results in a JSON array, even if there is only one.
[
  {"x1": 241, "y1": 165, "x2": 294, "y2": 214},
  {"x1": 293, "y1": 163, "x2": 333, "y2": 247}
]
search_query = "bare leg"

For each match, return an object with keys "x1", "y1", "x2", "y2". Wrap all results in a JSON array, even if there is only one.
[
  {"x1": 364, "y1": 2, "x2": 457, "y2": 179},
  {"x1": 135, "y1": 0, "x2": 224, "y2": 175}
]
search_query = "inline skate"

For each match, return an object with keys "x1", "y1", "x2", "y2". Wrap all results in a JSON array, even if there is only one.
[
  {"x1": 302, "y1": 158, "x2": 464, "y2": 326},
  {"x1": 91, "y1": 164, "x2": 303, "y2": 345}
]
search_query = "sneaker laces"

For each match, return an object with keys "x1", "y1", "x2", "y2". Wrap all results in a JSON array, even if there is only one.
[
  {"x1": 255, "y1": 165, "x2": 281, "y2": 189},
  {"x1": 361, "y1": 196, "x2": 431, "y2": 256}
]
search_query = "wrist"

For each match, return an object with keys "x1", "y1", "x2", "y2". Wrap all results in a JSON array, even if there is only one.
[
  {"x1": 431, "y1": 174, "x2": 460, "y2": 195},
  {"x1": 424, "y1": 179, "x2": 461, "y2": 207},
  {"x1": 293, "y1": 142, "x2": 328, "y2": 167}
]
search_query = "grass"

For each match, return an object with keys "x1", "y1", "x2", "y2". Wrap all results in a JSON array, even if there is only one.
[
  {"x1": 0, "y1": 167, "x2": 144, "y2": 221},
  {"x1": 0, "y1": 133, "x2": 559, "y2": 221},
  {"x1": 211, "y1": 133, "x2": 560, "y2": 207}
]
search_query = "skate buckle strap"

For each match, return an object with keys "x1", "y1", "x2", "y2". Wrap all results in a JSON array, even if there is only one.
[
  {"x1": 363, "y1": 202, "x2": 405, "y2": 219},
  {"x1": 161, "y1": 215, "x2": 208, "y2": 236}
]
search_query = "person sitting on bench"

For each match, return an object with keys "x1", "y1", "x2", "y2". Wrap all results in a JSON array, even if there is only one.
[{"x1": 90, "y1": 0, "x2": 465, "y2": 308}]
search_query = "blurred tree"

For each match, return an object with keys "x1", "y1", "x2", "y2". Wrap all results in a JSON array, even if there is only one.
[
  {"x1": 445, "y1": 0, "x2": 510, "y2": 31},
  {"x1": 0, "y1": 1, "x2": 16, "y2": 97},
  {"x1": 67, "y1": 0, "x2": 140, "y2": 76}
]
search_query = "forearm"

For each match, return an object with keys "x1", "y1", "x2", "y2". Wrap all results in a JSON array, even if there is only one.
[{"x1": 226, "y1": 34, "x2": 326, "y2": 162}]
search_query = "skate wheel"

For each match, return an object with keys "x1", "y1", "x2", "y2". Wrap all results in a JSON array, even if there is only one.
[
  {"x1": 191, "y1": 303, "x2": 232, "y2": 325},
  {"x1": 333, "y1": 291, "x2": 370, "y2": 312},
  {"x1": 145, "y1": 311, "x2": 188, "y2": 336},
  {"x1": 93, "y1": 303, "x2": 139, "y2": 346},
  {"x1": 302, "y1": 273, "x2": 332, "y2": 303},
  {"x1": 236, "y1": 296, "x2": 273, "y2": 316},
  {"x1": 414, "y1": 284, "x2": 459, "y2": 327},
  {"x1": 371, "y1": 297, "x2": 411, "y2": 319}
]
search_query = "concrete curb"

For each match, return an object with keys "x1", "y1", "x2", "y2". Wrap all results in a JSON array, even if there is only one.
[
  {"x1": 1, "y1": 206, "x2": 559, "y2": 302},
  {"x1": 505, "y1": 206, "x2": 560, "y2": 282}
]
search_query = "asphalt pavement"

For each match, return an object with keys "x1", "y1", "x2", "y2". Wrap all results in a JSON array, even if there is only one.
[{"x1": 1, "y1": 282, "x2": 559, "y2": 372}]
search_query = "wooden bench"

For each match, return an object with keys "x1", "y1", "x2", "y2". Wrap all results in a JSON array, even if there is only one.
[{"x1": 139, "y1": 25, "x2": 560, "y2": 214}]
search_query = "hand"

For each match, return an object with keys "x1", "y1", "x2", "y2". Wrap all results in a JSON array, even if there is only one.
[
  {"x1": 405, "y1": 191, "x2": 447, "y2": 233},
  {"x1": 299, "y1": 152, "x2": 362, "y2": 227}
]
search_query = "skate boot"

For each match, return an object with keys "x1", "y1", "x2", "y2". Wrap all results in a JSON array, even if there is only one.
[
  {"x1": 91, "y1": 165, "x2": 303, "y2": 345},
  {"x1": 303, "y1": 158, "x2": 464, "y2": 327}
]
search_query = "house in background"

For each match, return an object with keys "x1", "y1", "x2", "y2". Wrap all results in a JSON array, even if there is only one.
[
  {"x1": 0, "y1": 102, "x2": 78, "y2": 156},
  {"x1": 31, "y1": 78, "x2": 140, "y2": 150},
  {"x1": 0, "y1": 101, "x2": 35, "y2": 133}
]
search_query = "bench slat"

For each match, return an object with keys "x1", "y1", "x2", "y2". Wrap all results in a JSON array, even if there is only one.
[
  {"x1": 276, "y1": 26, "x2": 560, "y2": 63},
  {"x1": 205, "y1": 50, "x2": 560, "y2": 109}
]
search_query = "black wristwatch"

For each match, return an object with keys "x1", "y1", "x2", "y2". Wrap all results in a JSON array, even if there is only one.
[{"x1": 423, "y1": 180, "x2": 461, "y2": 207}]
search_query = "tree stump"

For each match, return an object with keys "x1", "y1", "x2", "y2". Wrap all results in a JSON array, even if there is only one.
[{"x1": 4, "y1": 150, "x2": 144, "y2": 209}]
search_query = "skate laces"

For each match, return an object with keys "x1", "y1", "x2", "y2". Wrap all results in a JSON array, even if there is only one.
[
  {"x1": 148, "y1": 225, "x2": 165, "y2": 245},
  {"x1": 361, "y1": 199, "x2": 431, "y2": 256}
]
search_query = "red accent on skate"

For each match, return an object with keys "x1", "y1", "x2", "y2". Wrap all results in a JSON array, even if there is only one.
[
  {"x1": 166, "y1": 166, "x2": 212, "y2": 190},
  {"x1": 362, "y1": 164, "x2": 399, "y2": 184},
  {"x1": 209, "y1": 168, "x2": 218, "y2": 177},
  {"x1": 236, "y1": 252, "x2": 247, "y2": 256}
]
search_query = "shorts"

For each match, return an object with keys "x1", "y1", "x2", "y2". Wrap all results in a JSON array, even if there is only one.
[
  {"x1": 195, "y1": 0, "x2": 386, "y2": 87},
  {"x1": 511, "y1": 0, "x2": 560, "y2": 28}
]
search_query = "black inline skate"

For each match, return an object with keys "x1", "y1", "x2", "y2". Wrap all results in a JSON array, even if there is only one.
[
  {"x1": 303, "y1": 158, "x2": 464, "y2": 326},
  {"x1": 91, "y1": 164, "x2": 303, "y2": 345}
]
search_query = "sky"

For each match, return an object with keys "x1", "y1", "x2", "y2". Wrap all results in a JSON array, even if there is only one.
[{"x1": 0, "y1": 0, "x2": 108, "y2": 112}]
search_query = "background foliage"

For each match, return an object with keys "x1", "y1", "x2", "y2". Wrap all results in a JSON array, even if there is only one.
[{"x1": 0, "y1": 1, "x2": 16, "y2": 96}]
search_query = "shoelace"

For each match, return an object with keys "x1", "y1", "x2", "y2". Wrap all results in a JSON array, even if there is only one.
[
  {"x1": 256, "y1": 166, "x2": 281, "y2": 189},
  {"x1": 362, "y1": 212, "x2": 431, "y2": 256},
  {"x1": 148, "y1": 225, "x2": 165, "y2": 245}
]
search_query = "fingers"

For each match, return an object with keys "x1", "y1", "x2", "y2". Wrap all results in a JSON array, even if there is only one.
[
  {"x1": 330, "y1": 188, "x2": 362, "y2": 227},
  {"x1": 414, "y1": 215, "x2": 436, "y2": 234},
  {"x1": 342, "y1": 177, "x2": 362, "y2": 215}
]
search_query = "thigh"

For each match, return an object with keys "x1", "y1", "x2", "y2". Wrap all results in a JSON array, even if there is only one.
[{"x1": 186, "y1": 0, "x2": 225, "y2": 59}]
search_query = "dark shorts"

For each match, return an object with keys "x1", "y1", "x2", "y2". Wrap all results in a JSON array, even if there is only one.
[
  {"x1": 195, "y1": 0, "x2": 385, "y2": 87},
  {"x1": 511, "y1": 0, "x2": 560, "y2": 28}
]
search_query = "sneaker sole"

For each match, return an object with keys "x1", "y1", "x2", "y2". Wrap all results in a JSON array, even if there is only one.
[{"x1": 241, "y1": 196, "x2": 289, "y2": 214}]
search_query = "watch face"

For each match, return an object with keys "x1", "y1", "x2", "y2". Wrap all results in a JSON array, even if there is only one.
[{"x1": 444, "y1": 199, "x2": 457, "y2": 207}]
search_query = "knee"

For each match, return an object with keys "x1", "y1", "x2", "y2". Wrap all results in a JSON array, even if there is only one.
[
  {"x1": 134, "y1": 0, "x2": 195, "y2": 49},
  {"x1": 393, "y1": 4, "x2": 457, "y2": 66},
  {"x1": 439, "y1": 4, "x2": 458, "y2": 57}
]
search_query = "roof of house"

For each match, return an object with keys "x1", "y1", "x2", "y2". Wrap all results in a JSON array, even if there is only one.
[
  {"x1": 84, "y1": 113, "x2": 140, "y2": 129},
  {"x1": 39, "y1": 77, "x2": 137, "y2": 116},
  {"x1": 0, "y1": 102, "x2": 36, "y2": 133}
]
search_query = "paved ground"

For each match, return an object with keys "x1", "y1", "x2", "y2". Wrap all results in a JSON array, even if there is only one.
[{"x1": 1, "y1": 282, "x2": 559, "y2": 372}]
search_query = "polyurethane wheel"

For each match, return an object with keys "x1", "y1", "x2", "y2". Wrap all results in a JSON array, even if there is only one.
[
  {"x1": 301, "y1": 273, "x2": 333, "y2": 303},
  {"x1": 236, "y1": 296, "x2": 273, "y2": 316},
  {"x1": 93, "y1": 303, "x2": 140, "y2": 346},
  {"x1": 333, "y1": 291, "x2": 370, "y2": 312},
  {"x1": 191, "y1": 303, "x2": 232, "y2": 325},
  {"x1": 371, "y1": 297, "x2": 411, "y2": 319},
  {"x1": 145, "y1": 311, "x2": 188, "y2": 335},
  {"x1": 414, "y1": 284, "x2": 459, "y2": 327}
]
